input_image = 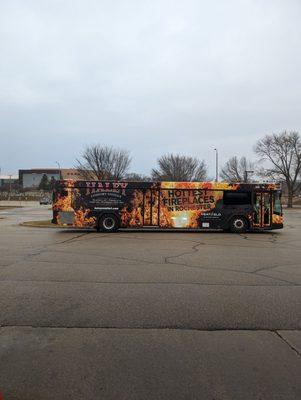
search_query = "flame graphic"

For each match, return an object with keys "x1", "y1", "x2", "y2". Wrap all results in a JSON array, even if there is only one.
[
  {"x1": 53, "y1": 180, "x2": 281, "y2": 229},
  {"x1": 52, "y1": 190, "x2": 73, "y2": 212},
  {"x1": 272, "y1": 214, "x2": 283, "y2": 224},
  {"x1": 74, "y1": 209, "x2": 96, "y2": 227},
  {"x1": 121, "y1": 190, "x2": 144, "y2": 227},
  {"x1": 53, "y1": 185, "x2": 96, "y2": 227}
]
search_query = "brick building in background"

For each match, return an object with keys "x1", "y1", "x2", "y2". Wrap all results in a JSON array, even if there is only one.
[{"x1": 19, "y1": 169, "x2": 88, "y2": 189}]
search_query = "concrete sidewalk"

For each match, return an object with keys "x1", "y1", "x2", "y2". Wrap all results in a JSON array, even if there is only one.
[{"x1": 0, "y1": 200, "x2": 39, "y2": 207}]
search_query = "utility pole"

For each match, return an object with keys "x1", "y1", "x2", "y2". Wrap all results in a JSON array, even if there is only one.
[
  {"x1": 244, "y1": 170, "x2": 254, "y2": 183},
  {"x1": 55, "y1": 161, "x2": 61, "y2": 179},
  {"x1": 214, "y1": 148, "x2": 219, "y2": 182},
  {"x1": 8, "y1": 174, "x2": 12, "y2": 201}
]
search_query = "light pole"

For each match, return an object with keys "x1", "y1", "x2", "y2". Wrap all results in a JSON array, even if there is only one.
[
  {"x1": 244, "y1": 170, "x2": 254, "y2": 183},
  {"x1": 8, "y1": 174, "x2": 12, "y2": 201},
  {"x1": 55, "y1": 161, "x2": 61, "y2": 179},
  {"x1": 214, "y1": 148, "x2": 219, "y2": 182}
]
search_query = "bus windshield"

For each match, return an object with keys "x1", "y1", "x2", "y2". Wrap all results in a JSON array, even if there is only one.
[{"x1": 274, "y1": 191, "x2": 282, "y2": 215}]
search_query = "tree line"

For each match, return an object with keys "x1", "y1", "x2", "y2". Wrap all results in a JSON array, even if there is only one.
[{"x1": 76, "y1": 131, "x2": 301, "y2": 208}]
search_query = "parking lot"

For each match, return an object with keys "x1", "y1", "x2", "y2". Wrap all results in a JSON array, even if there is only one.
[{"x1": 0, "y1": 204, "x2": 301, "y2": 399}]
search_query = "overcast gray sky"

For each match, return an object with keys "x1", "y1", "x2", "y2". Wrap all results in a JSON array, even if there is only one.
[{"x1": 0, "y1": 0, "x2": 301, "y2": 177}]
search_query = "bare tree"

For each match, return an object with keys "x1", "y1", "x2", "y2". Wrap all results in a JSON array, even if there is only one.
[
  {"x1": 220, "y1": 156, "x2": 255, "y2": 183},
  {"x1": 152, "y1": 154, "x2": 207, "y2": 181},
  {"x1": 123, "y1": 173, "x2": 151, "y2": 181},
  {"x1": 76, "y1": 145, "x2": 131, "y2": 180},
  {"x1": 254, "y1": 131, "x2": 301, "y2": 208}
]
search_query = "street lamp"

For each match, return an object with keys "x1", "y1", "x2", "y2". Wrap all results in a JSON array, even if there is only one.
[
  {"x1": 8, "y1": 174, "x2": 12, "y2": 201},
  {"x1": 214, "y1": 148, "x2": 219, "y2": 182},
  {"x1": 244, "y1": 170, "x2": 254, "y2": 183}
]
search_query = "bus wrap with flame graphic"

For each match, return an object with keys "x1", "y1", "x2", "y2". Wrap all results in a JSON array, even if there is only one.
[{"x1": 52, "y1": 180, "x2": 283, "y2": 232}]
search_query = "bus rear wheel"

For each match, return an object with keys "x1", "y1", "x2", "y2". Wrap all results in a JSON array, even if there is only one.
[
  {"x1": 97, "y1": 214, "x2": 119, "y2": 233},
  {"x1": 230, "y1": 216, "x2": 248, "y2": 233}
]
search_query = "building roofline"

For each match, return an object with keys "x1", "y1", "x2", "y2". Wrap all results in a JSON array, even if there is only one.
[{"x1": 19, "y1": 169, "x2": 60, "y2": 173}]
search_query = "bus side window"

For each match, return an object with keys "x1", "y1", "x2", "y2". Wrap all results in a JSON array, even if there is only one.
[{"x1": 223, "y1": 191, "x2": 251, "y2": 205}]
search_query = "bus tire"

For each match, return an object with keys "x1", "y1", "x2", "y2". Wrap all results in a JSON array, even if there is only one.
[
  {"x1": 97, "y1": 214, "x2": 119, "y2": 233},
  {"x1": 229, "y1": 216, "x2": 248, "y2": 233}
]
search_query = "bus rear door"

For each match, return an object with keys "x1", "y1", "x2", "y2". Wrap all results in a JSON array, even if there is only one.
[{"x1": 253, "y1": 192, "x2": 272, "y2": 229}]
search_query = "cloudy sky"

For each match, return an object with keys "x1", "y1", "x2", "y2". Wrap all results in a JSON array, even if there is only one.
[{"x1": 0, "y1": 0, "x2": 301, "y2": 177}]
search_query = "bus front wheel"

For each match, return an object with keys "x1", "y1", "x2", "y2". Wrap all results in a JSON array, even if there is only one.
[
  {"x1": 229, "y1": 216, "x2": 248, "y2": 233},
  {"x1": 97, "y1": 214, "x2": 119, "y2": 233}
]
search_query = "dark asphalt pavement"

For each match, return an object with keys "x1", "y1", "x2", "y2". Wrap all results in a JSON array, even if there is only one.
[{"x1": 0, "y1": 204, "x2": 301, "y2": 399}]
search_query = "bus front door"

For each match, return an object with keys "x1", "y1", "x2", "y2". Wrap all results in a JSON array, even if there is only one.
[
  {"x1": 143, "y1": 189, "x2": 160, "y2": 226},
  {"x1": 253, "y1": 192, "x2": 272, "y2": 229}
]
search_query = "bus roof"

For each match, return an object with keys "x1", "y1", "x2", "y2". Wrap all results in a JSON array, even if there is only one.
[{"x1": 54, "y1": 180, "x2": 281, "y2": 191}]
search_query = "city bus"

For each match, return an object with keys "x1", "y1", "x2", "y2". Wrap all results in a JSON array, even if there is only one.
[{"x1": 52, "y1": 180, "x2": 283, "y2": 233}]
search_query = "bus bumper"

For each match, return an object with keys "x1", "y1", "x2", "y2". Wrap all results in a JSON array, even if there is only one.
[{"x1": 271, "y1": 223, "x2": 283, "y2": 230}]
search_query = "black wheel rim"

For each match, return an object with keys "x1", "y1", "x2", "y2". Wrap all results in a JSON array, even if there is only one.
[{"x1": 103, "y1": 217, "x2": 115, "y2": 230}]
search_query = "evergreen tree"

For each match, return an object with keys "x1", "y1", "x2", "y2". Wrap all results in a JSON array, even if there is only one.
[
  {"x1": 39, "y1": 174, "x2": 50, "y2": 191},
  {"x1": 49, "y1": 176, "x2": 56, "y2": 190}
]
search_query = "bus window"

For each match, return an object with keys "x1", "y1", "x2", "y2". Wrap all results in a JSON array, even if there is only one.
[
  {"x1": 274, "y1": 192, "x2": 282, "y2": 215},
  {"x1": 223, "y1": 191, "x2": 251, "y2": 205}
]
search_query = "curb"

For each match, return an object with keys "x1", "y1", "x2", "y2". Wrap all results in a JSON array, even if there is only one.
[{"x1": 20, "y1": 221, "x2": 61, "y2": 228}]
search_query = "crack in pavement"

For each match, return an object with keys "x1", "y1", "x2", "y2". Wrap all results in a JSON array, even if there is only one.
[
  {"x1": 46, "y1": 249, "x2": 162, "y2": 266},
  {"x1": 23, "y1": 245, "x2": 298, "y2": 286},
  {"x1": 252, "y1": 272, "x2": 297, "y2": 286},
  {"x1": 164, "y1": 240, "x2": 205, "y2": 266},
  {"x1": 0, "y1": 278, "x2": 297, "y2": 287},
  {"x1": 1, "y1": 219, "x2": 300, "y2": 287},
  {"x1": 55, "y1": 230, "x2": 289, "y2": 249},
  {"x1": 0, "y1": 326, "x2": 301, "y2": 337},
  {"x1": 252, "y1": 264, "x2": 285, "y2": 273},
  {"x1": 1, "y1": 244, "x2": 298, "y2": 286},
  {"x1": 98, "y1": 234, "x2": 204, "y2": 244},
  {"x1": 57, "y1": 232, "x2": 93, "y2": 244},
  {"x1": 275, "y1": 331, "x2": 301, "y2": 358},
  {"x1": 14, "y1": 257, "x2": 301, "y2": 277},
  {"x1": 161, "y1": 241, "x2": 297, "y2": 286},
  {"x1": 0, "y1": 231, "x2": 95, "y2": 270}
]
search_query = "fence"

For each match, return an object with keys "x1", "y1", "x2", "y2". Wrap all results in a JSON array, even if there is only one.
[{"x1": 0, "y1": 191, "x2": 52, "y2": 201}]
